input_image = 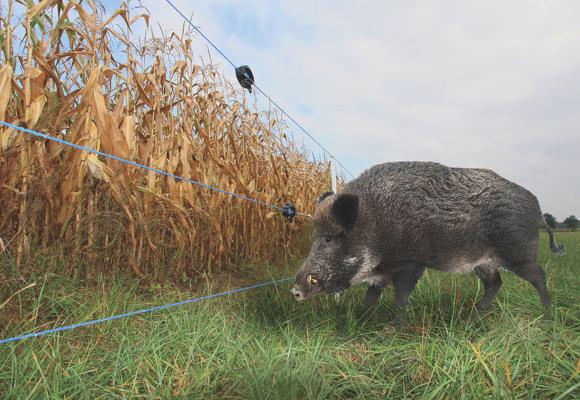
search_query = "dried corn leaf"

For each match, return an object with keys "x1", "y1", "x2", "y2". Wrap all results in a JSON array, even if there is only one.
[
  {"x1": 27, "y1": 0, "x2": 57, "y2": 19},
  {"x1": 1, "y1": 126, "x2": 17, "y2": 151},
  {"x1": 85, "y1": 154, "x2": 111, "y2": 182},
  {"x1": 0, "y1": 65, "x2": 13, "y2": 121},
  {"x1": 27, "y1": 95, "x2": 47, "y2": 127}
]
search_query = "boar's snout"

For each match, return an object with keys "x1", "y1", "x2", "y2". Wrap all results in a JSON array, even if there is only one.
[
  {"x1": 292, "y1": 254, "x2": 340, "y2": 301},
  {"x1": 291, "y1": 263, "x2": 324, "y2": 301},
  {"x1": 290, "y1": 286, "x2": 305, "y2": 301}
]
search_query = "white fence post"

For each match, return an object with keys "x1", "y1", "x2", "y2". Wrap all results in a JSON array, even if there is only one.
[
  {"x1": 331, "y1": 158, "x2": 341, "y2": 302},
  {"x1": 331, "y1": 158, "x2": 337, "y2": 193}
]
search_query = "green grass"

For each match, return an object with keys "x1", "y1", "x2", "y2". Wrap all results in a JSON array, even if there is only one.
[{"x1": 1, "y1": 233, "x2": 579, "y2": 399}]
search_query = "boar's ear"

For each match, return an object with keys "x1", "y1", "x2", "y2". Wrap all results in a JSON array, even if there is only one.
[
  {"x1": 317, "y1": 191, "x2": 334, "y2": 205},
  {"x1": 331, "y1": 193, "x2": 359, "y2": 232}
]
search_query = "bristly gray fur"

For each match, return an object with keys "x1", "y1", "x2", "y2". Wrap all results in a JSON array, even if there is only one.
[{"x1": 292, "y1": 161, "x2": 562, "y2": 318}]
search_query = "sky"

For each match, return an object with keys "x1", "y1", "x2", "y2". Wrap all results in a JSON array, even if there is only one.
[{"x1": 102, "y1": 1, "x2": 579, "y2": 219}]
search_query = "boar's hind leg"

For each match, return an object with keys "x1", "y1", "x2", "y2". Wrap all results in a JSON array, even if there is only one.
[
  {"x1": 474, "y1": 266, "x2": 502, "y2": 311},
  {"x1": 509, "y1": 262, "x2": 551, "y2": 317},
  {"x1": 391, "y1": 266, "x2": 425, "y2": 326}
]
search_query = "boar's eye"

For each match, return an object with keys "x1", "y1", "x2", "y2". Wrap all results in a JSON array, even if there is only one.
[
  {"x1": 307, "y1": 275, "x2": 319, "y2": 285},
  {"x1": 323, "y1": 232, "x2": 344, "y2": 243}
]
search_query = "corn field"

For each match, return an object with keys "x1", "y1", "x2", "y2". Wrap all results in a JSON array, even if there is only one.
[{"x1": 0, "y1": 0, "x2": 330, "y2": 279}]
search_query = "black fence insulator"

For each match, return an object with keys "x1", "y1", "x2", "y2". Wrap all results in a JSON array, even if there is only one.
[
  {"x1": 282, "y1": 203, "x2": 297, "y2": 222},
  {"x1": 235, "y1": 65, "x2": 255, "y2": 93}
]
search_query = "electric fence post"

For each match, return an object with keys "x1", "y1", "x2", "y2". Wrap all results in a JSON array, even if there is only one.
[{"x1": 331, "y1": 158, "x2": 342, "y2": 302}]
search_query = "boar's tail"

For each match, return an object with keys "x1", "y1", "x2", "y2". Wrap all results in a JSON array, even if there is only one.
[
  {"x1": 548, "y1": 229, "x2": 566, "y2": 255},
  {"x1": 542, "y1": 219, "x2": 566, "y2": 255}
]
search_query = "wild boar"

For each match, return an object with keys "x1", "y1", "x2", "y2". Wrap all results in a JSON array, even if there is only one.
[{"x1": 291, "y1": 161, "x2": 565, "y2": 324}]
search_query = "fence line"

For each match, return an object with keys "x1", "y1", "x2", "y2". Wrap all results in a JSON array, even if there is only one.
[{"x1": 0, "y1": 277, "x2": 292, "y2": 345}]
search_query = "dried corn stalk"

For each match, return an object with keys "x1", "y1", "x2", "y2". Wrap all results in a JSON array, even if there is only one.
[{"x1": 0, "y1": 0, "x2": 331, "y2": 278}]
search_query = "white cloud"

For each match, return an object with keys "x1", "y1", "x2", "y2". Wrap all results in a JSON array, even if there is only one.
[{"x1": 130, "y1": 0, "x2": 580, "y2": 218}]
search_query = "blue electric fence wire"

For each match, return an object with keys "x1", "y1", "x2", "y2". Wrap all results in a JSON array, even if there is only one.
[
  {"x1": 163, "y1": 0, "x2": 355, "y2": 179},
  {"x1": 0, "y1": 277, "x2": 293, "y2": 345},
  {"x1": 0, "y1": 121, "x2": 310, "y2": 217}
]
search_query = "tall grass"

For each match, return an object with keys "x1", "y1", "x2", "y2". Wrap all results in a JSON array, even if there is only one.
[
  {"x1": 0, "y1": 233, "x2": 578, "y2": 399},
  {"x1": 0, "y1": 0, "x2": 329, "y2": 278}
]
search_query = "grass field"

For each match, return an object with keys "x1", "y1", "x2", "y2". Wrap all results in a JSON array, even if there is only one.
[{"x1": 0, "y1": 232, "x2": 578, "y2": 399}]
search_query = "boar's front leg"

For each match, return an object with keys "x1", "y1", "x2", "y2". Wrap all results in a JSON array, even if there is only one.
[
  {"x1": 364, "y1": 273, "x2": 391, "y2": 307},
  {"x1": 364, "y1": 285, "x2": 384, "y2": 307},
  {"x1": 391, "y1": 266, "x2": 425, "y2": 326}
]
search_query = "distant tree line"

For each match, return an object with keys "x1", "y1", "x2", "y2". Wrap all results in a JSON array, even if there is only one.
[{"x1": 543, "y1": 213, "x2": 579, "y2": 232}]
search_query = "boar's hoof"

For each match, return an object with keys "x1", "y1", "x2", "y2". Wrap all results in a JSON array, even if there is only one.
[
  {"x1": 541, "y1": 308, "x2": 552, "y2": 321},
  {"x1": 389, "y1": 314, "x2": 406, "y2": 330},
  {"x1": 359, "y1": 306, "x2": 378, "y2": 322},
  {"x1": 475, "y1": 302, "x2": 492, "y2": 313}
]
